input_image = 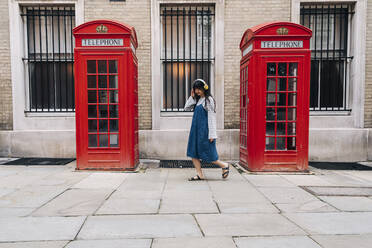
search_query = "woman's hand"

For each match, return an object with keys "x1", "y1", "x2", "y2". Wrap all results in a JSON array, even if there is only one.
[{"x1": 209, "y1": 139, "x2": 214, "y2": 143}]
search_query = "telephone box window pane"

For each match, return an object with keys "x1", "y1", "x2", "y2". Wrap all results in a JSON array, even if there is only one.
[
  {"x1": 266, "y1": 108, "x2": 275, "y2": 121},
  {"x1": 288, "y1": 108, "x2": 297, "y2": 120},
  {"x1": 109, "y1": 91, "x2": 119, "y2": 103},
  {"x1": 88, "y1": 134, "x2": 97, "y2": 147},
  {"x1": 277, "y1": 93, "x2": 286, "y2": 106},
  {"x1": 277, "y1": 122, "x2": 286, "y2": 135},
  {"x1": 266, "y1": 137, "x2": 275, "y2": 150},
  {"x1": 277, "y1": 108, "x2": 286, "y2": 120},
  {"x1": 99, "y1": 105, "x2": 108, "y2": 117},
  {"x1": 98, "y1": 60, "x2": 107, "y2": 73},
  {"x1": 88, "y1": 120, "x2": 97, "y2": 132},
  {"x1": 99, "y1": 120, "x2": 108, "y2": 132},
  {"x1": 99, "y1": 134, "x2": 109, "y2": 147},
  {"x1": 88, "y1": 105, "x2": 97, "y2": 118},
  {"x1": 288, "y1": 78, "x2": 297, "y2": 91},
  {"x1": 267, "y1": 63, "x2": 276, "y2": 76},
  {"x1": 266, "y1": 93, "x2": 276, "y2": 106},
  {"x1": 110, "y1": 120, "x2": 119, "y2": 132},
  {"x1": 110, "y1": 134, "x2": 119, "y2": 147},
  {"x1": 288, "y1": 122, "x2": 296, "y2": 135},
  {"x1": 87, "y1": 60, "x2": 96, "y2": 73},
  {"x1": 288, "y1": 137, "x2": 296, "y2": 150},
  {"x1": 98, "y1": 75, "x2": 108, "y2": 88},
  {"x1": 278, "y1": 63, "x2": 287, "y2": 76},
  {"x1": 266, "y1": 122, "x2": 275, "y2": 135},
  {"x1": 277, "y1": 137, "x2": 285, "y2": 150},
  {"x1": 267, "y1": 78, "x2": 276, "y2": 91},
  {"x1": 109, "y1": 76, "x2": 118, "y2": 88},
  {"x1": 278, "y1": 78, "x2": 287, "y2": 91},
  {"x1": 87, "y1": 75, "x2": 97, "y2": 88},
  {"x1": 88, "y1": 91, "x2": 97, "y2": 103},
  {"x1": 288, "y1": 93, "x2": 297, "y2": 106},
  {"x1": 289, "y1": 63, "x2": 298, "y2": 76},
  {"x1": 109, "y1": 105, "x2": 119, "y2": 118},
  {"x1": 109, "y1": 60, "x2": 118, "y2": 73},
  {"x1": 98, "y1": 91, "x2": 108, "y2": 103}
]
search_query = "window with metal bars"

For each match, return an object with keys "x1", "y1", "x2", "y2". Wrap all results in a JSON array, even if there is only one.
[
  {"x1": 21, "y1": 6, "x2": 75, "y2": 112},
  {"x1": 161, "y1": 5, "x2": 215, "y2": 112},
  {"x1": 300, "y1": 3, "x2": 354, "y2": 111}
]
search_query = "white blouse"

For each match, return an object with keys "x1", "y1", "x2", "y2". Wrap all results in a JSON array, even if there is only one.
[{"x1": 184, "y1": 96, "x2": 217, "y2": 139}]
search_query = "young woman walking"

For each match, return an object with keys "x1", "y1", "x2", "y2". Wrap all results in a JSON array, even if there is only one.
[{"x1": 184, "y1": 79, "x2": 231, "y2": 181}]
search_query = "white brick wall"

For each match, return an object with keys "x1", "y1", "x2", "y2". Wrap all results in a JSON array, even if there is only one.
[{"x1": 365, "y1": 0, "x2": 372, "y2": 127}]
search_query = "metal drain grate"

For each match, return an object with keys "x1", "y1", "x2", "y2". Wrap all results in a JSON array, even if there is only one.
[
  {"x1": 3, "y1": 158, "x2": 75, "y2": 166},
  {"x1": 309, "y1": 162, "x2": 372, "y2": 171},
  {"x1": 159, "y1": 160, "x2": 220, "y2": 168}
]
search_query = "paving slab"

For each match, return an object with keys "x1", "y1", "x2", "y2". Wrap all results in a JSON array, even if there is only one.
[
  {"x1": 0, "y1": 188, "x2": 16, "y2": 198},
  {"x1": 159, "y1": 197, "x2": 218, "y2": 214},
  {"x1": 0, "y1": 241, "x2": 68, "y2": 248},
  {"x1": 110, "y1": 189, "x2": 163, "y2": 200},
  {"x1": 96, "y1": 198, "x2": 160, "y2": 214},
  {"x1": 65, "y1": 239, "x2": 152, "y2": 248},
  {"x1": 152, "y1": 237, "x2": 236, "y2": 248},
  {"x1": 311, "y1": 234, "x2": 372, "y2": 248},
  {"x1": 71, "y1": 173, "x2": 126, "y2": 189},
  {"x1": 0, "y1": 216, "x2": 85, "y2": 242},
  {"x1": 0, "y1": 207, "x2": 34, "y2": 217},
  {"x1": 0, "y1": 186, "x2": 68, "y2": 208},
  {"x1": 319, "y1": 196, "x2": 372, "y2": 211},
  {"x1": 258, "y1": 187, "x2": 318, "y2": 203},
  {"x1": 234, "y1": 236, "x2": 322, "y2": 248},
  {"x1": 32, "y1": 189, "x2": 112, "y2": 216},
  {"x1": 285, "y1": 212, "x2": 372, "y2": 235},
  {"x1": 35, "y1": 172, "x2": 90, "y2": 187},
  {"x1": 77, "y1": 214, "x2": 202, "y2": 239},
  {"x1": 217, "y1": 202, "x2": 279, "y2": 214},
  {"x1": 304, "y1": 186, "x2": 372, "y2": 196},
  {"x1": 195, "y1": 213, "x2": 306, "y2": 236},
  {"x1": 275, "y1": 200, "x2": 338, "y2": 213},
  {"x1": 281, "y1": 175, "x2": 335, "y2": 186},
  {"x1": 243, "y1": 175, "x2": 296, "y2": 187}
]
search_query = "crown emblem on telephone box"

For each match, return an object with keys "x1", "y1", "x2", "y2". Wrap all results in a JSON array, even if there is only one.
[
  {"x1": 276, "y1": 27, "x2": 289, "y2": 35},
  {"x1": 96, "y1": 24, "x2": 108, "y2": 33}
]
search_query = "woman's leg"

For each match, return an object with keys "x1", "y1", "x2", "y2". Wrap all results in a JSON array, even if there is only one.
[
  {"x1": 212, "y1": 160, "x2": 229, "y2": 168},
  {"x1": 192, "y1": 158, "x2": 205, "y2": 179}
]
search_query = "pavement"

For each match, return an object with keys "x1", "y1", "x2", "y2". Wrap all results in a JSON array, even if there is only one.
[{"x1": 0, "y1": 159, "x2": 372, "y2": 247}]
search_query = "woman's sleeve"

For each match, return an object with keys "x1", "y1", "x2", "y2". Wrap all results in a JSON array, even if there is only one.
[
  {"x1": 206, "y1": 97, "x2": 217, "y2": 139},
  {"x1": 184, "y1": 96, "x2": 196, "y2": 111}
]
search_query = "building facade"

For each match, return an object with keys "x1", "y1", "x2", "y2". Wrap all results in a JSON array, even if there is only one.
[{"x1": 0, "y1": 0, "x2": 371, "y2": 162}]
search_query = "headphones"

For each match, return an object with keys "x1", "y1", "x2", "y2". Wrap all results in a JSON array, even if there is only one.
[{"x1": 194, "y1": 79, "x2": 209, "y2": 90}]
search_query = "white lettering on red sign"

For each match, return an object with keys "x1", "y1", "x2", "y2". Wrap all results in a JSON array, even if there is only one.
[
  {"x1": 82, "y1": 39, "x2": 124, "y2": 46},
  {"x1": 261, "y1": 40, "x2": 303, "y2": 49}
]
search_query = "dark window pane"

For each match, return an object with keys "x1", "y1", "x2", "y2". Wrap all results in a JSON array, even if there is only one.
[
  {"x1": 267, "y1": 63, "x2": 276, "y2": 76},
  {"x1": 288, "y1": 122, "x2": 296, "y2": 135},
  {"x1": 266, "y1": 108, "x2": 275, "y2": 121},
  {"x1": 277, "y1": 137, "x2": 285, "y2": 150},
  {"x1": 87, "y1": 60, "x2": 96, "y2": 73},
  {"x1": 288, "y1": 137, "x2": 296, "y2": 150},
  {"x1": 87, "y1": 75, "x2": 96, "y2": 88},
  {"x1": 109, "y1": 60, "x2": 118, "y2": 73},
  {"x1": 110, "y1": 119, "x2": 119, "y2": 132},
  {"x1": 88, "y1": 134, "x2": 97, "y2": 147},
  {"x1": 278, "y1": 78, "x2": 287, "y2": 91},
  {"x1": 88, "y1": 91, "x2": 97, "y2": 103},
  {"x1": 277, "y1": 93, "x2": 286, "y2": 106},
  {"x1": 109, "y1": 90, "x2": 119, "y2": 103},
  {"x1": 88, "y1": 120, "x2": 97, "y2": 132},
  {"x1": 109, "y1": 105, "x2": 119, "y2": 118},
  {"x1": 288, "y1": 78, "x2": 297, "y2": 91},
  {"x1": 99, "y1": 134, "x2": 108, "y2": 147},
  {"x1": 266, "y1": 122, "x2": 275, "y2": 135},
  {"x1": 109, "y1": 75, "x2": 118, "y2": 88},
  {"x1": 98, "y1": 91, "x2": 108, "y2": 103},
  {"x1": 288, "y1": 108, "x2": 297, "y2": 121},
  {"x1": 88, "y1": 105, "x2": 97, "y2": 118},
  {"x1": 278, "y1": 63, "x2": 287, "y2": 76},
  {"x1": 320, "y1": 60, "x2": 344, "y2": 108},
  {"x1": 99, "y1": 119, "x2": 108, "y2": 132},
  {"x1": 266, "y1": 93, "x2": 276, "y2": 106},
  {"x1": 310, "y1": 60, "x2": 319, "y2": 108},
  {"x1": 277, "y1": 108, "x2": 286, "y2": 121},
  {"x1": 288, "y1": 93, "x2": 297, "y2": 106},
  {"x1": 99, "y1": 105, "x2": 108, "y2": 117},
  {"x1": 98, "y1": 60, "x2": 107, "y2": 73},
  {"x1": 98, "y1": 75, "x2": 107, "y2": 88},
  {"x1": 266, "y1": 137, "x2": 275, "y2": 150},
  {"x1": 277, "y1": 122, "x2": 286, "y2": 135},
  {"x1": 289, "y1": 63, "x2": 298, "y2": 76},
  {"x1": 267, "y1": 78, "x2": 276, "y2": 91}
]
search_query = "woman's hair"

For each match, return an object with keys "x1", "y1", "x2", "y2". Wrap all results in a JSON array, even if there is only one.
[{"x1": 192, "y1": 79, "x2": 216, "y2": 112}]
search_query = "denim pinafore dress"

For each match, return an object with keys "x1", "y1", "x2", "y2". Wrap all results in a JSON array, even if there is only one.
[{"x1": 186, "y1": 103, "x2": 219, "y2": 162}]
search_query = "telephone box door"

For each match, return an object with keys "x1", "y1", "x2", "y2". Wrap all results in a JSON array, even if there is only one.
[
  {"x1": 76, "y1": 54, "x2": 127, "y2": 168},
  {"x1": 261, "y1": 56, "x2": 308, "y2": 170}
]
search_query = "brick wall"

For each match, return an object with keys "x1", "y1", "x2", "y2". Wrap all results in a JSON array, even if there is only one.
[
  {"x1": 85, "y1": 0, "x2": 152, "y2": 130},
  {"x1": 365, "y1": 0, "x2": 372, "y2": 128},
  {"x1": 0, "y1": 0, "x2": 12, "y2": 130},
  {"x1": 224, "y1": 0, "x2": 291, "y2": 128}
]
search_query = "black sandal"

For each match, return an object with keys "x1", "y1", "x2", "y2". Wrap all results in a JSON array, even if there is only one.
[
  {"x1": 222, "y1": 164, "x2": 230, "y2": 179},
  {"x1": 188, "y1": 175, "x2": 205, "y2": 181}
]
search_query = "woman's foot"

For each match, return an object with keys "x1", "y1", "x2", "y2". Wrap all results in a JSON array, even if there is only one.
[
  {"x1": 222, "y1": 164, "x2": 230, "y2": 179},
  {"x1": 188, "y1": 175, "x2": 205, "y2": 181}
]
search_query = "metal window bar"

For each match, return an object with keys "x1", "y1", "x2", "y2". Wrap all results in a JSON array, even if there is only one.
[
  {"x1": 300, "y1": 4, "x2": 354, "y2": 111},
  {"x1": 161, "y1": 5, "x2": 215, "y2": 112},
  {"x1": 21, "y1": 6, "x2": 75, "y2": 112}
]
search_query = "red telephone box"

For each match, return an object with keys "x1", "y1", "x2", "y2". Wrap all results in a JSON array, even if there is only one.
[
  {"x1": 73, "y1": 20, "x2": 139, "y2": 171},
  {"x1": 239, "y1": 22, "x2": 312, "y2": 172}
]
